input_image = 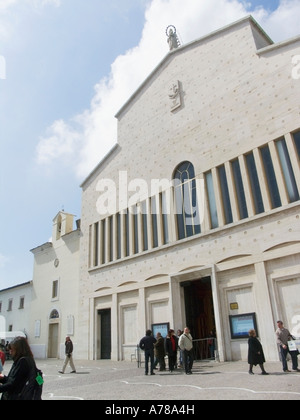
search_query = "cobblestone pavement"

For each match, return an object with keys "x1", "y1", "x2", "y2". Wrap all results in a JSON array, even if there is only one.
[{"x1": 2, "y1": 358, "x2": 300, "y2": 401}]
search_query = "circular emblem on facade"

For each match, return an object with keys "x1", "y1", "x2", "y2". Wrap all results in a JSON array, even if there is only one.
[{"x1": 54, "y1": 258, "x2": 59, "y2": 268}]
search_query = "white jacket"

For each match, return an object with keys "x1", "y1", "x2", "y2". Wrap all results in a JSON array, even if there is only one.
[{"x1": 179, "y1": 333, "x2": 193, "y2": 351}]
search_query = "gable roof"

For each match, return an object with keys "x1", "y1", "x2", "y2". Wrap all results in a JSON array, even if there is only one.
[{"x1": 115, "y1": 15, "x2": 273, "y2": 120}]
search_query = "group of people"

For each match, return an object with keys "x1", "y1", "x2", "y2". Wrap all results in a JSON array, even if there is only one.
[
  {"x1": 0, "y1": 320, "x2": 297, "y2": 399},
  {"x1": 248, "y1": 320, "x2": 300, "y2": 375},
  {"x1": 140, "y1": 320, "x2": 300, "y2": 377},
  {"x1": 139, "y1": 327, "x2": 194, "y2": 375}
]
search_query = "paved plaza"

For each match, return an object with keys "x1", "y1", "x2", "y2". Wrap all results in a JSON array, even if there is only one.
[{"x1": 2, "y1": 358, "x2": 300, "y2": 402}]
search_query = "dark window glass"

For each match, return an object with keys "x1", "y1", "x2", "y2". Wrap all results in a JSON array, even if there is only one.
[
  {"x1": 293, "y1": 131, "x2": 300, "y2": 160},
  {"x1": 151, "y1": 196, "x2": 158, "y2": 248},
  {"x1": 101, "y1": 219, "x2": 106, "y2": 263},
  {"x1": 125, "y1": 212, "x2": 130, "y2": 257},
  {"x1": 276, "y1": 138, "x2": 299, "y2": 203},
  {"x1": 205, "y1": 171, "x2": 218, "y2": 229},
  {"x1": 245, "y1": 152, "x2": 264, "y2": 214},
  {"x1": 260, "y1": 145, "x2": 281, "y2": 209},
  {"x1": 94, "y1": 222, "x2": 99, "y2": 266},
  {"x1": 117, "y1": 213, "x2": 121, "y2": 259},
  {"x1": 218, "y1": 165, "x2": 233, "y2": 224},
  {"x1": 161, "y1": 192, "x2": 169, "y2": 245},
  {"x1": 141, "y1": 201, "x2": 148, "y2": 251},
  {"x1": 174, "y1": 161, "x2": 201, "y2": 239},
  {"x1": 231, "y1": 159, "x2": 248, "y2": 219}
]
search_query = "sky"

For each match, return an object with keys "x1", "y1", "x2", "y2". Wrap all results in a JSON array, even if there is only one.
[{"x1": 0, "y1": 0, "x2": 300, "y2": 290}]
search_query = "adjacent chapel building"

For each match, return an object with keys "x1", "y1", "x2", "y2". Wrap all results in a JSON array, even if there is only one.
[{"x1": 77, "y1": 16, "x2": 300, "y2": 362}]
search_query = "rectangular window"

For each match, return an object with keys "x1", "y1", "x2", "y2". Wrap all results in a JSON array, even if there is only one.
[
  {"x1": 19, "y1": 296, "x2": 25, "y2": 309},
  {"x1": 7, "y1": 299, "x2": 13, "y2": 311},
  {"x1": 151, "y1": 196, "x2": 158, "y2": 248},
  {"x1": 109, "y1": 216, "x2": 113, "y2": 262},
  {"x1": 88, "y1": 224, "x2": 92, "y2": 268},
  {"x1": 0, "y1": 301, "x2": 2, "y2": 313},
  {"x1": 94, "y1": 222, "x2": 99, "y2": 267},
  {"x1": 52, "y1": 281, "x2": 58, "y2": 299},
  {"x1": 293, "y1": 130, "x2": 300, "y2": 159},
  {"x1": 141, "y1": 201, "x2": 148, "y2": 251},
  {"x1": 231, "y1": 159, "x2": 248, "y2": 220},
  {"x1": 174, "y1": 182, "x2": 185, "y2": 240},
  {"x1": 161, "y1": 192, "x2": 169, "y2": 245},
  {"x1": 125, "y1": 212, "x2": 130, "y2": 257},
  {"x1": 101, "y1": 219, "x2": 106, "y2": 264},
  {"x1": 260, "y1": 145, "x2": 281, "y2": 209},
  {"x1": 133, "y1": 208, "x2": 139, "y2": 254},
  {"x1": 218, "y1": 164, "x2": 233, "y2": 224},
  {"x1": 245, "y1": 152, "x2": 264, "y2": 214},
  {"x1": 205, "y1": 171, "x2": 218, "y2": 229},
  {"x1": 276, "y1": 138, "x2": 299, "y2": 203},
  {"x1": 117, "y1": 213, "x2": 121, "y2": 259},
  {"x1": 190, "y1": 178, "x2": 201, "y2": 235}
]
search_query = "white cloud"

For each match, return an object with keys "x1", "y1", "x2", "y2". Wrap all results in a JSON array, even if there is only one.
[
  {"x1": 35, "y1": 0, "x2": 300, "y2": 180},
  {"x1": 0, "y1": 0, "x2": 17, "y2": 11},
  {"x1": 36, "y1": 119, "x2": 82, "y2": 165},
  {"x1": 252, "y1": 0, "x2": 300, "y2": 41},
  {"x1": 0, "y1": 0, "x2": 61, "y2": 39}
]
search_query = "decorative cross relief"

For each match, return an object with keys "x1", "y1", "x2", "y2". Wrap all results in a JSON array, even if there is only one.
[{"x1": 168, "y1": 80, "x2": 181, "y2": 112}]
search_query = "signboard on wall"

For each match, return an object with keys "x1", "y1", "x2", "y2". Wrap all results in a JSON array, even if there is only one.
[
  {"x1": 229, "y1": 313, "x2": 258, "y2": 339},
  {"x1": 152, "y1": 323, "x2": 170, "y2": 338}
]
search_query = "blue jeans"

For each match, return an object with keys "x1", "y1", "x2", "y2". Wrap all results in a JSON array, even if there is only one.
[
  {"x1": 280, "y1": 346, "x2": 298, "y2": 371},
  {"x1": 144, "y1": 349, "x2": 154, "y2": 374}
]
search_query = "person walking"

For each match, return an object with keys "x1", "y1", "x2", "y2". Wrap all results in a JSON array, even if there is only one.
[
  {"x1": 139, "y1": 330, "x2": 157, "y2": 376},
  {"x1": 59, "y1": 336, "x2": 76, "y2": 374},
  {"x1": 0, "y1": 336, "x2": 39, "y2": 400},
  {"x1": 165, "y1": 329, "x2": 178, "y2": 372},
  {"x1": 248, "y1": 329, "x2": 268, "y2": 375},
  {"x1": 154, "y1": 332, "x2": 166, "y2": 371},
  {"x1": 276, "y1": 321, "x2": 299, "y2": 373},
  {"x1": 179, "y1": 327, "x2": 194, "y2": 375}
]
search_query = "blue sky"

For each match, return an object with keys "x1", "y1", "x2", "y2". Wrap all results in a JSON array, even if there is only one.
[{"x1": 0, "y1": 0, "x2": 299, "y2": 290}]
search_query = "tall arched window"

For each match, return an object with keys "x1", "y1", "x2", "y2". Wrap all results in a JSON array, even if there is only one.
[{"x1": 173, "y1": 161, "x2": 201, "y2": 240}]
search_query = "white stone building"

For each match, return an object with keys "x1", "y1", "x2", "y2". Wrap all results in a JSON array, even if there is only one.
[
  {"x1": 0, "y1": 282, "x2": 32, "y2": 341},
  {"x1": 29, "y1": 212, "x2": 80, "y2": 359},
  {"x1": 78, "y1": 16, "x2": 300, "y2": 363}
]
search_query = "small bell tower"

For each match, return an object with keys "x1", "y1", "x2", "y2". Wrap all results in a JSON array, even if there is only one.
[{"x1": 52, "y1": 211, "x2": 75, "y2": 241}]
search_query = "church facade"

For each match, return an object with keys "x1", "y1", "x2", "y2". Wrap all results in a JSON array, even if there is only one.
[
  {"x1": 77, "y1": 16, "x2": 300, "y2": 362},
  {"x1": 29, "y1": 212, "x2": 80, "y2": 359}
]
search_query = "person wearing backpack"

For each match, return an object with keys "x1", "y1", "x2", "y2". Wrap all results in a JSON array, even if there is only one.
[{"x1": 0, "y1": 336, "x2": 42, "y2": 400}]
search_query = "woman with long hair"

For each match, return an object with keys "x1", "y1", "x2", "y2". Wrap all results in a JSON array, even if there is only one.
[{"x1": 0, "y1": 336, "x2": 37, "y2": 400}]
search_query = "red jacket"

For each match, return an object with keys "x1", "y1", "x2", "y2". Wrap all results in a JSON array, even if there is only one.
[{"x1": 0, "y1": 350, "x2": 6, "y2": 366}]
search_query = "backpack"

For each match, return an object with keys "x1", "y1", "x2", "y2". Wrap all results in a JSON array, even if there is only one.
[{"x1": 18, "y1": 358, "x2": 44, "y2": 400}]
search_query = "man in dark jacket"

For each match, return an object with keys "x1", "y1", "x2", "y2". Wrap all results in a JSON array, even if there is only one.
[
  {"x1": 59, "y1": 336, "x2": 76, "y2": 374},
  {"x1": 139, "y1": 330, "x2": 157, "y2": 375},
  {"x1": 154, "y1": 332, "x2": 166, "y2": 371}
]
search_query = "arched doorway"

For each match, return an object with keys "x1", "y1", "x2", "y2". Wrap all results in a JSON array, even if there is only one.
[{"x1": 48, "y1": 309, "x2": 60, "y2": 358}]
